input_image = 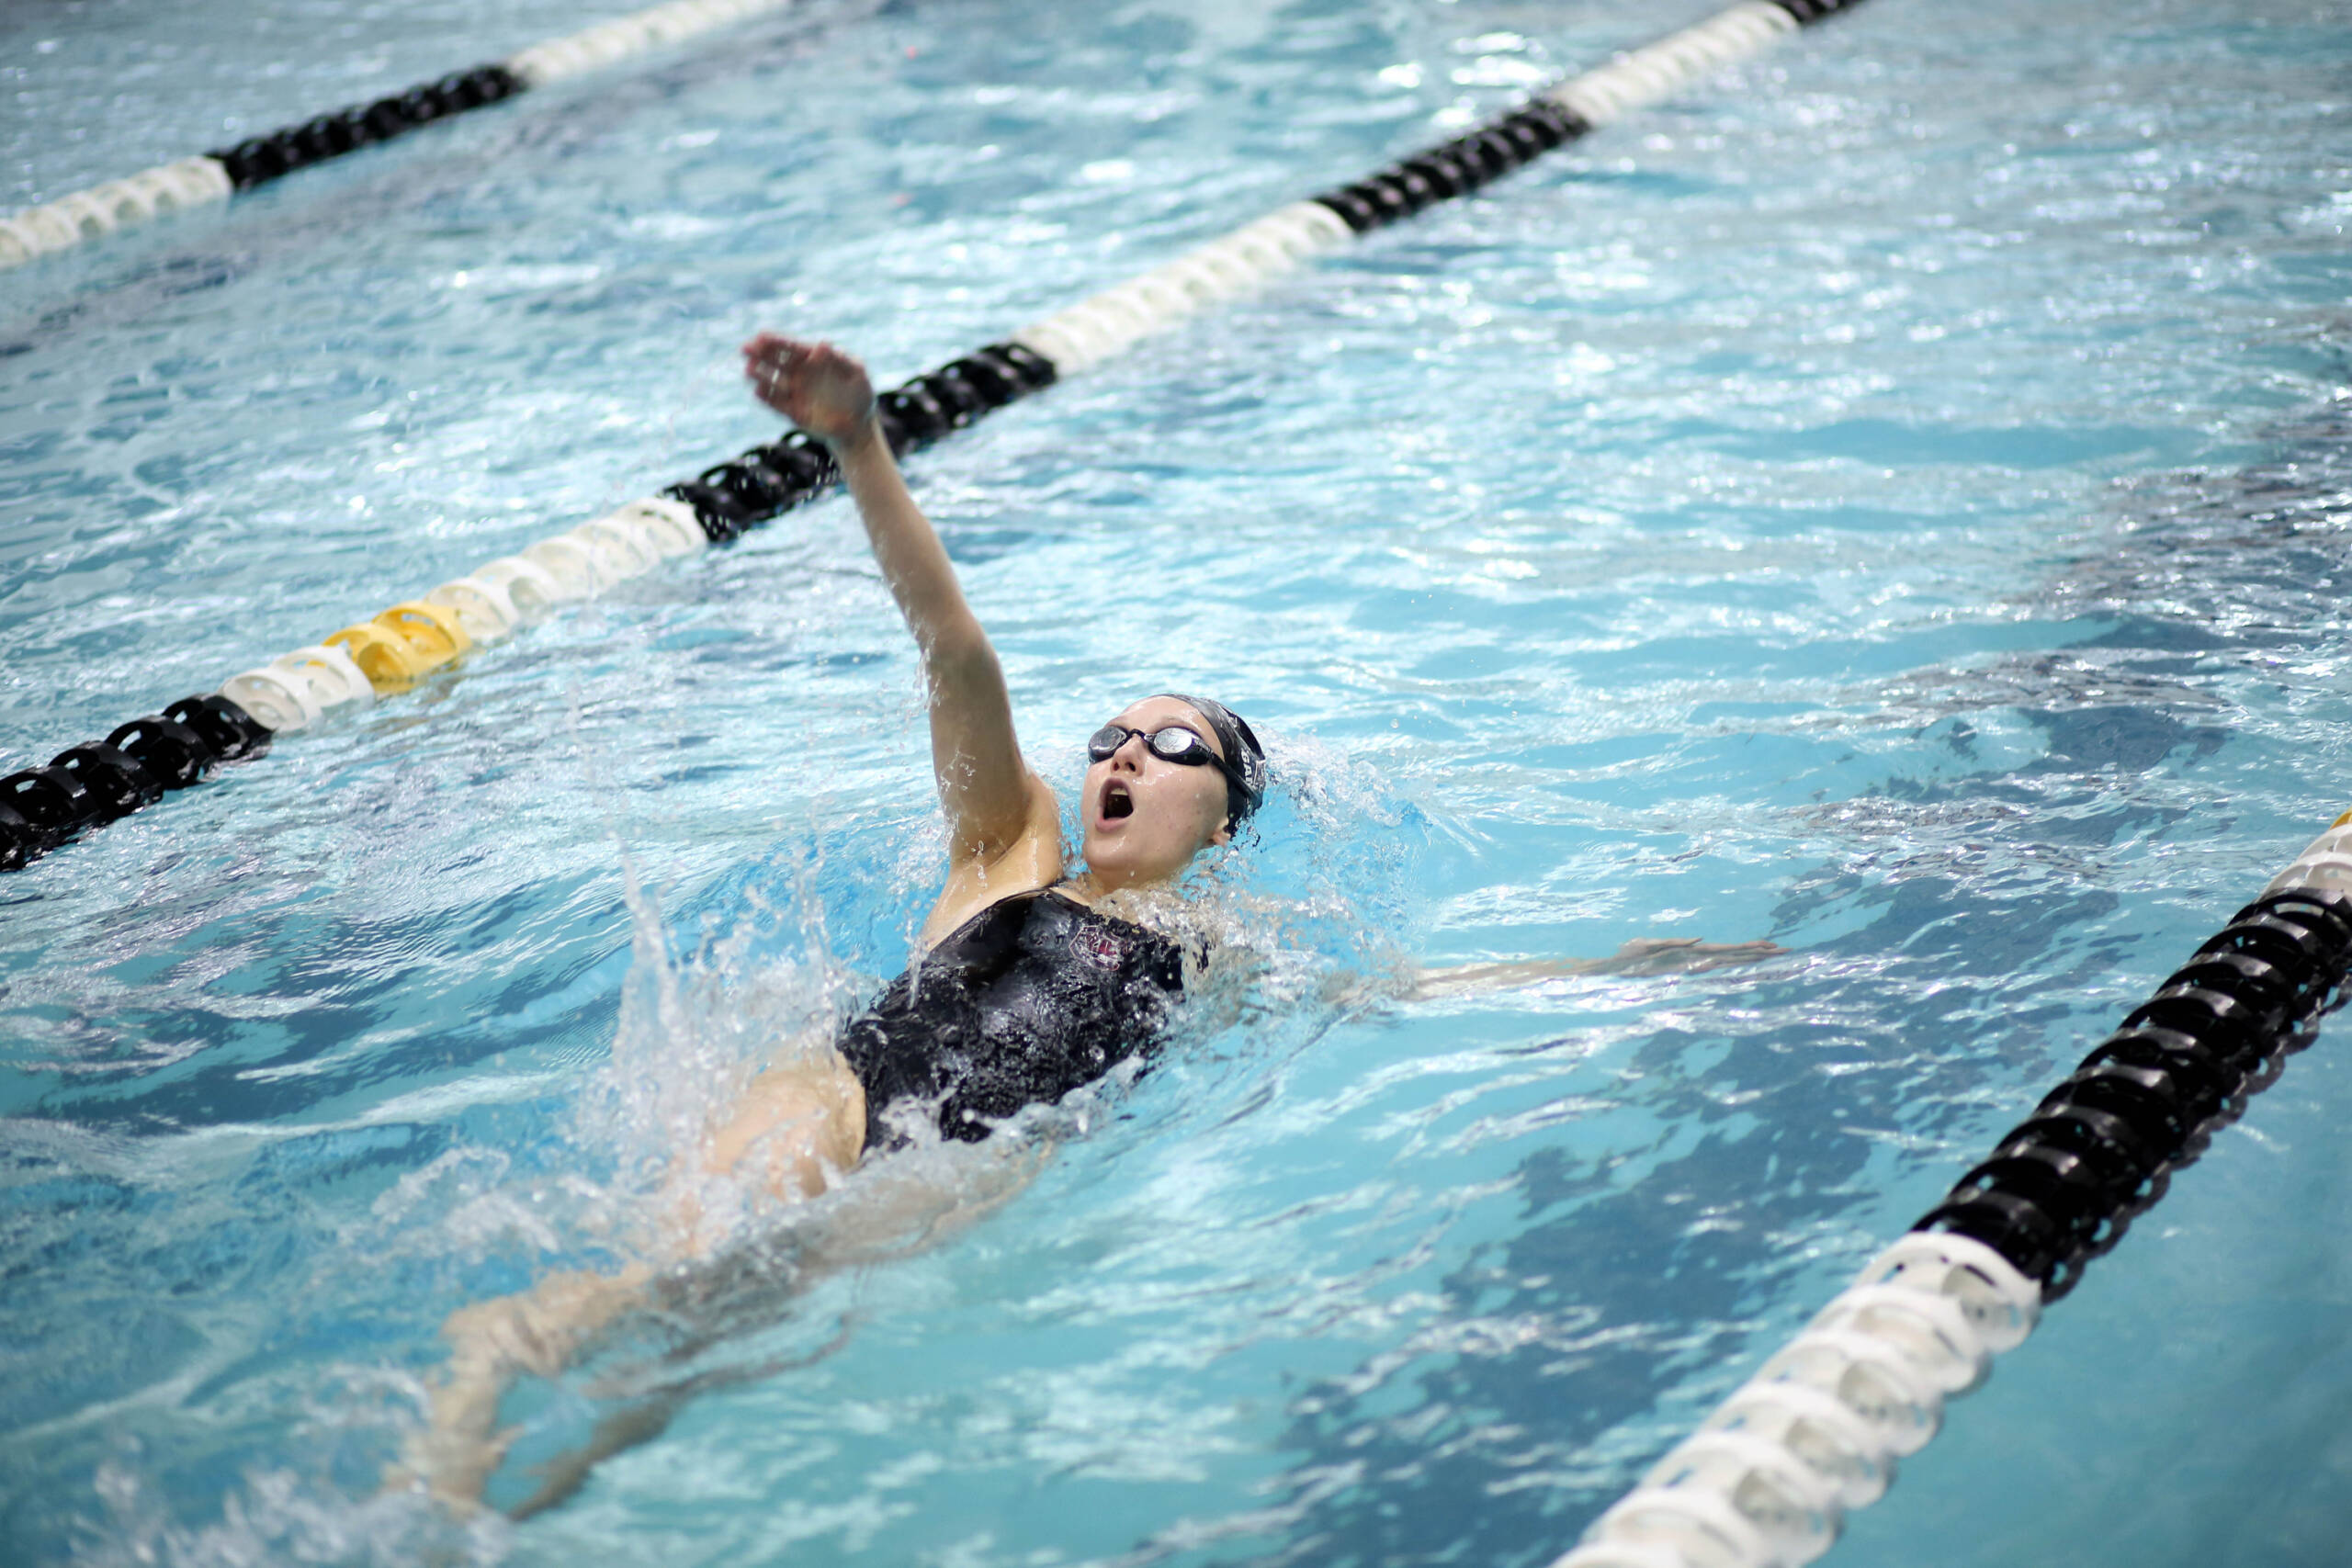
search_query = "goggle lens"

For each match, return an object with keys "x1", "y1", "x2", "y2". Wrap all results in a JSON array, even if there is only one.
[{"x1": 1087, "y1": 724, "x2": 1214, "y2": 766}]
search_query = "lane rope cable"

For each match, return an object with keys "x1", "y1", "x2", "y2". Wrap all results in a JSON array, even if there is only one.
[
  {"x1": 1, "y1": 0, "x2": 1870, "y2": 872},
  {"x1": 0, "y1": 0, "x2": 799, "y2": 272}
]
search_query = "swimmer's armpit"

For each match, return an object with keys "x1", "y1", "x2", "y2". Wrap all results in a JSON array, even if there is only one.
[{"x1": 1408, "y1": 938, "x2": 1785, "y2": 1001}]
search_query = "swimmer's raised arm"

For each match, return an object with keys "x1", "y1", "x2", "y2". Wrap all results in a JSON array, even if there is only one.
[{"x1": 743, "y1": 335, "x2": 1061, "y2": 929}]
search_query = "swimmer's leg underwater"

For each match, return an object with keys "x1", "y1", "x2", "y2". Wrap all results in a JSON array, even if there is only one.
[
  {"x1": 399, "y1": 1055, "x2": 1047, "y2": 1512},
  {"x1": 396, "y1": 1055, "x2": 862, "y2": 1508}
]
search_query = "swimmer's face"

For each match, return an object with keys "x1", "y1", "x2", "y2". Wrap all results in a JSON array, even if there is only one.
[{"x1": 1079, "y1": 696, "x2": 1233, "y2": 889}]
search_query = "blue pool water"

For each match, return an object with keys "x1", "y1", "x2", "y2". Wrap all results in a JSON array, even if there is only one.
[{"x1": 6, "y1": 0, "x2": 2352, "y2": 1562}]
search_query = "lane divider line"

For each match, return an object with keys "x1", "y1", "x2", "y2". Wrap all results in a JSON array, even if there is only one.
[
  {"x1": 1554, "y1": 863, "x2": 2352, "y2": 1568},
  {"x1": 0, "y1": 0, "x2": 797, "y2": 272},
  {"x1": 0, "y1": 0, "x2": 1864, "y2": 872}
]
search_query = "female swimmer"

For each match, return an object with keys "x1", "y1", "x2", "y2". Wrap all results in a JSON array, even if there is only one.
[
  {"x1": 401, "y1": 336, "x2": 1279, "y2": 1506},
  {"x1": 399, "y1": 334, "x2": 1773, "y2": 1509}
]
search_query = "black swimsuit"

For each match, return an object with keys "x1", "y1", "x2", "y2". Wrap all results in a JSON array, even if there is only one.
[{"x1": 839, "y1": 887, "x2": 1188, "y2": 1145}]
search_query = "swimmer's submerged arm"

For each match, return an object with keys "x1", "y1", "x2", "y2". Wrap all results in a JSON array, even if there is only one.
[{"x1": 1408, "y1": 939, "x2": 1785, "y2": 1000}]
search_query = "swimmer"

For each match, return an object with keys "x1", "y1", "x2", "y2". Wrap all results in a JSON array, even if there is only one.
[{"x1": 397, "y1": 334, "x2": 1778, "y2": 1511}]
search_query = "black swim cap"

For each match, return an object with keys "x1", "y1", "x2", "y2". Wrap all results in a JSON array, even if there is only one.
[{"x1": 1160, "y1": 694, "x2": 1267, "y2": 829}]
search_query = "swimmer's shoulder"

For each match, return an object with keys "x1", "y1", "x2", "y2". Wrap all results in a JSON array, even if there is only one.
[{"x1": 918, "y1": 772, "x2": 1066, "y2": 947}]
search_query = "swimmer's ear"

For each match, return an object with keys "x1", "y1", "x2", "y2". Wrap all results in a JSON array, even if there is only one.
[{"x1": 1207, "y1": 817, "x2": 1232, "y2": 848}]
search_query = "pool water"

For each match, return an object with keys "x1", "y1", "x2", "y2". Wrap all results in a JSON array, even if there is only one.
[{"x1": 5, "y1": 0, "x2": 2352, "y2": 1562}]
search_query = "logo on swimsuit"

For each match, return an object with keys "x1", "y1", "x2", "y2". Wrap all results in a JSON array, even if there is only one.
[{"x1": 1070, "y1": 927, "x2": 1125, "y2": 971}]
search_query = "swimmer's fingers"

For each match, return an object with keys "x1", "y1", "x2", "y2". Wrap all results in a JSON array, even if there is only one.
[
  {"x1": 741, "y1": 332, "x2": 809, "y2": 416},
  {"x1": 740, "y1": 330, "x2": 795, "y2": 365},
  {"x1": 741, "y1": 333, "x2": 876, "y2": 443}
]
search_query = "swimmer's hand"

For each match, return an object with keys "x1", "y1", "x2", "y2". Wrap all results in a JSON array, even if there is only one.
[
  {"x1": 741, "y1": 333, "x2": 877, "y2": 446},
  {"x1": 1410, "y1": 939, "x2": 1784, "y2": 1000}
]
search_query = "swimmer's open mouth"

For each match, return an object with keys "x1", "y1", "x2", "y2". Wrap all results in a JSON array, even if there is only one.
[{"x1": 1102, "y1": 783, "x2": 1134, "y2": 820}]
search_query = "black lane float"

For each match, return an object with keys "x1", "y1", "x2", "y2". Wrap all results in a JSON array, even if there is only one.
[{"x1": 0, "y1": 0, "x2": 802, "y2": 270}]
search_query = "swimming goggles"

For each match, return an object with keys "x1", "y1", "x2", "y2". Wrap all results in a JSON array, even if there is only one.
[{"x1": 1086, "y1": 723, "x2": 1252, "y2": 795}]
